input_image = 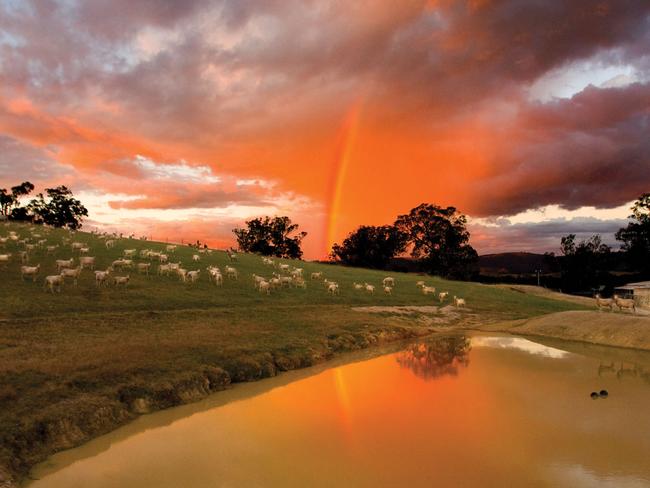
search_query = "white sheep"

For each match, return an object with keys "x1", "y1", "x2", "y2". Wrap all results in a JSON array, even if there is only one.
[
  {"x1": 177, "y1": 268, "x2": 188, "y2": 282},
  {"x1": 80, "y1": 256, "x2": 96, "y2": 270},
  {"x1": 293, "y1": 277, "x2": 307, "y2": 289},
  {"x1": 21, "y1": 264, "x2": 40, "y2": 282},
  {"x1": 327, "y1": 283, "x2": 340, "y2": 295},
  {"x1": 60, "y1": 266, "x2": 82, "y2": 286},
  {"x1": 225, "y1": 266, "x2": 238, "y2": 280},
  {"x1": 453, "y1": 296, "x2": 466, "y2": 308},
  {"x1": 113, "y1": 275, "x2": 130, "y2": 287},
  {"x1": 0, "y1": 253, "x2": 11, "y2": 267},
  {"x1": 353, "y1": 282, "x2": 364, "y2": 291},
  {"x1": 192, "y1": 254, "x2": 200, "y2": 262},
  {"x1": 166, "y1": 244, "x2": 177, "y2": 252},
  {"x1": 105, "y1": 240, "x2": 115, "y2": 249},
  {"x1": 56, "y1": 258, "x2": 74, "y2": 272},
  {"x1": 186, "y1": 270, "x2": 201, "y2": 283},
  {"x1": 383, "y1": 286, "x2": 392, "y2": 295},
  {"x1": 259, "y1": 280, "x2": 271, "y2": 295},
  {"x1": 422, "y1": 286, "x2": 436, "y2": 295},
  {"x1": 382, "y1": 277, "x2": 395, "y2": 287},
  {"x1": 310, "y1": 272, "x2": 323, "y2": 280},
  {"x1": 439, "y1": 291, "x2": 449, "y2": 303},
  {"x1": 44, "y1": 274, "x2": 64, "y2": 293},
  {"x1": 416, "y1": 280, "x2": 425, "y2": 288},
  {"x1": 365, "y1": 283, "x2": 375, "y2": 294},
  {"x1": 137, "y1": 263, "x2": 151, "y2": 275},
  {"x1": 95, "y1": 269, "x2": 111, "y2": 286}
]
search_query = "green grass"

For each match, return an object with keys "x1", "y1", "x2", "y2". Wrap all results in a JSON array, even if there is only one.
[{"x1": 0, "y1": 221, "x2": 584, "y2": 483}]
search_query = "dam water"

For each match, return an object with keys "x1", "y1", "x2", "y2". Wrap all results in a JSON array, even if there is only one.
[{"x1": 27, "y1": 334, "x2": 650, "y2": 487}]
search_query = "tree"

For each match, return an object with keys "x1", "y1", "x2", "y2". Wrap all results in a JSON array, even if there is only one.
[
  {"x1": 0, "y1": 181, "x2": 34, "y2": 217},
  {"x1": 616, "y1": 193, "x2": 650, "y2": 274},
  {"x1": 233, "y1": 216, "x2": 307, "y2": 259},
  {"x1": 394, "y1": 203, "x2": 478, "y2": 279},
  {"x1": 28, "y1": 186, "x2": 88, "y2": 230},
  {"x1": 559, "y1": 234, "x2": 611, "y2": 292},
  {"x1": 330, "y1": 225, "x2": 407, "y2": 269}
]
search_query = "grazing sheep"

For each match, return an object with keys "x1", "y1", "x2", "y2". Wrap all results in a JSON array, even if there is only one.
[
  {"x1": 46, "y1": 245, "x2": 58, "y2": 255},
  {"x1": 158, "y1": 263, "x2": 172, "y2": 276},
  {"x1": 0, "y1": 253, "x2": 11, "y2": 267},
  {"x1": 310, "y1": 272, "x2": 323, "y2": 280},
  {"x1": 21, "y1": 264, "x2": 40, "y2": 282},
  {"x1": 416, "y1": 280, "x2": 425, "y2": 288},
  {"x1": 364, "y1": 283, "x2": 375, "y2": 294},
  {"x1": 123, "y1": 249, "x2": 136, "y2": 258},
  {"x1": 438, "y1": 292, "x2": 449, "y2": 303},
  {"x1": 44, "y1": 274, "x2": 64, "y2": 293},
  {"x1": 186, "y1": 270, "x2": 201, "y2": 283},
  {"x1": 383, "y1": 286, "x2": 392, "y2": 295},
  {"x1": 137, "y1": 263, "x2": 151, "y2": 275},
  {"x1": 278, "y1": 263, "x2": 290, "y2": 272},
  {"x1": 594, "y1": 294, "x2": 614, "y2": 311},
  {"x1": 280, "y1": 276, "x2": 293, "y2": 287},
  {"x1": 192, "y1": 254, "x2": 200, "y2": 262},
  {"x1": 79, "y1": 247, "x2": 90, "y2": 255},
  {"x1": 454, "y1": 296, "x2": 466, "y2": 308},
  {"x1": 56, "y1": 258, "x2": 74, "y2": 272},
  {"x1": 60, "y1": 266, "x2": 82, "y2": 286},
  {"x1": 113, "y1": 275, "x2": 130, "y2": 287},
  {"x1": 225, "y1": 266, "x2": 238, "y2": 280},
  {"x1": 207, "y1": 266, "x2": 221, "y2": 284},
  {"x1": 228, "y1": 252, "x2": 238, "y2": 262},
  {"x1": 293, "y1": 277, "x2": 307, "y2": 289},
  {"x1": 71, "y1": 242, "x2": 85, "y2": 251},
  {"x1": 262, "y1": 257, "x2": 274, "y2": 266},
  {"x1": 166, "y1": 244, "x2": 177, "y2": 252},
  {"x1": 327, "y1": 283, "x2": 340, "y2": 295},
  {"x1": 291, "y1": 268, "x2": 303, "y2": 278},
  {"x1": 382, "y1": 277, "x2": 395, "y2": 287},
  {"x1": 95, "y1": 269, "x2": 111, "y2": 286},
  {"x1": 353, "y1": 282, "x2": 364, "y2": 291},
  {"x1": 105, "y1": 240, "x2": 115, "y2": 249},
  {"x1": 422, "y1": 286, "x2": 436, "y2": 295},
  {"x1": 80, "y1": 256, "x2": 96, "y2": 270},
  {"x1": 177, "y1": 268, "x2": 188, "y2": 282},
  {"x1": 258, "y1": 280, "x2": 271, "y2": 295},
  {"x1": 614, "y1": 295, "x2": 636, "y2": 313}
]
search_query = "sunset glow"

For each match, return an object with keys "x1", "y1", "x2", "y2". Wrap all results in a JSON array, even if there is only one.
[{"x1": 1, "y1": 1, "x2": 649, "y2": 257}]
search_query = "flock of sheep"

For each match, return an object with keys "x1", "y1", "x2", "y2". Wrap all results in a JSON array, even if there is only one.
[
  {"x1": 594, "y1": 294, "x2": 637, "y2": 313},
  {"x1": 0, "y1": 224, "x2": 468, "y2": 307}
]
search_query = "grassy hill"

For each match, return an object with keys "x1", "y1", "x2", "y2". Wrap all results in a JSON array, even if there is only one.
[{"x1": 0, "y1": 221, "x2": 584, "y2": 485}]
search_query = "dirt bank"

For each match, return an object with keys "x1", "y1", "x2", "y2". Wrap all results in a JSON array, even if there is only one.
[{"x1": 485, "y1": 310, "x2": 650, "y2": 351}]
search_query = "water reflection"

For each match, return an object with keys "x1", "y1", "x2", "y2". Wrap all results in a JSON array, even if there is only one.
[
  {"x1": 396, "y1": 335, "x2": 471, "y2": 380},
  {"x1": 471, "y1": 335, "x2": 570, "y2": 358}
]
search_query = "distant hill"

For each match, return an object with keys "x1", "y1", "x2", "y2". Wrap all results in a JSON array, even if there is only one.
[{"x1": 479, "y1": 252, "x2": 554, "y2": 275}]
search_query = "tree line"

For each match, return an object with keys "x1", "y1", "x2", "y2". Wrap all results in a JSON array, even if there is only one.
[
  {"x1": 0, "y1": 181, "x2": 88, "y2": 229},
  {"x1": 546, "y1": 193, "x2": 650, "y2": 293},
  {"x1": 234, "y1": 203, "x2": 479, "y2": 279}
]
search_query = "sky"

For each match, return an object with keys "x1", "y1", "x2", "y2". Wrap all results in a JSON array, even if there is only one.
[{"x1": 0, "y1": 0, "x2": 649, "y2": 259}]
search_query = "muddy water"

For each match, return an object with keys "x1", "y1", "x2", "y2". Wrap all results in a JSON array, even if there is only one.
[{"x1": 27, "y1": 334, "x2": 650, "y2": 487}]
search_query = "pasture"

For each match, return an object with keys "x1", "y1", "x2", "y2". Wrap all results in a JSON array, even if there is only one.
[{"x1": 0, "y1": 221, "x2": 583, "y2": 483}]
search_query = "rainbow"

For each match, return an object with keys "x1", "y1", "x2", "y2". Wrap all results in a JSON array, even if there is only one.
[{"x1": 325, "y1": 99, "x2": 364, "y2": 256}]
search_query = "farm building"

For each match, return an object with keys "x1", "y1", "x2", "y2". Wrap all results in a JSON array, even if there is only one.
[{"x1": 614, "y1": 281, "x2": 650, "y2": 309}]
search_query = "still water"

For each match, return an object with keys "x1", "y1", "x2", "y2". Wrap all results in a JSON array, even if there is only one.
[{"x1": 28, "y1": 334, "x2": 650, "y2": 487}]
